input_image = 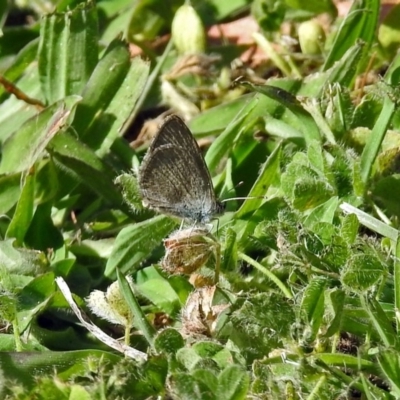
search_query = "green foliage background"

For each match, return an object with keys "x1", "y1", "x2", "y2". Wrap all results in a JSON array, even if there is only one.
[{"x1": 1, "y1": 0, "x2": 400, "y2": 398}]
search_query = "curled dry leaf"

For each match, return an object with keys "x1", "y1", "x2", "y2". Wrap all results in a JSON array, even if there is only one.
[
  {"x1": 130, "y1": 111, "x2": 171, "y2": 149},
  {"x1": 181, "y1": 286, "x2": 229, "y2": 337}
]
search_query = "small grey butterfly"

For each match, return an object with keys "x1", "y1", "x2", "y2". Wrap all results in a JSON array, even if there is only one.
[{"x1": 138, "y1": 115, "x2": 224, "y2": 224}]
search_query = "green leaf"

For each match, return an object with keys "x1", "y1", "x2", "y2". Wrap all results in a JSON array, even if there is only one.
[
  {"x1": 340, "y1": 213, "x2": 359, "y2": 244},
  {"x1": 5, "y1": 169, "x2": 35, "y2": 245},
  {"x1": 79, "y1": 56, "x2": 149, "y2": 156},
  {"x1": 197, "y1": 0, "x2": 249, "y2": 23},
  {"x1": 303, "y1": 197, "x2": 339, "y2": 228},
  {"x1": 38, "y1": 2, "x2": 98, "y2": 104},
  {"x1": 189, "y1": 94, "x2": 256, "y2": 136},
  {"x1": 0, "y1": 350, "x2": 121, "y2": 389},
  {"x1": 105, "y1": 215, "x2": 176, "y2": 277},
  {"x1": 193, "y1": 369, "x2": 219, "y2": 394},
  {"x1": 323, "y1": 42, "x2": 365, "y2": 90},
  {"x1": 169, "y1": 373, "x2": 215, "y2": 400},
  {"x1": 154, "y1": 328, "x2": 184, "y2": 354},
  {"x1": 0, "y1": 68, "x2": 43, "y2": 146},
  {"x1": 395, "y1": 240, "x2": 400, "y2": 334},
  {"x1": 341, "y1": 254, "x2": 386, "y2": 293},
  {"x1": 176, "y1": 347, "x2": 203, "y2": 371},
  {"x1": 294, "y1": 180, "x2": 334, "y2": 211},
  {"x1": 34, "y1": 159, "x2": 59, "y2": 204},
  {"x1": 238, "y1": 253, "x2": 293, "y2": 299},
  {"x1": 307, "y1": 141, "x2": 325, "y2": 171},
  {"x1": 314, "y1": 353, "x2": 376, "y2": 373},
  {"x1": 0, "y1": 173, "x2": 21, "y2": 214},
  {"x1": 71, "y1": 38, "x2": 149, "y2": 156},
  {"x1": 17, "y1": 272, "x2": 56, "y2": 332},
  {"x1": 47, "y1": 130, "x2": 124, "y2": 208},
  {"x1": 192, "y1": 341, "x2": 226, "y2": 359},
  {"x1": 114, "y1": 172, "x2": 143, "y2": 212},
  {"x1": 320, "y1": 235, "x2": 349, "y2": 272},
  {"x1": 204, "y1": 100, "x2": 254, "y2": 173},
  {"x1": 281, "y1": 154, "x2": 316, "y2": 190},
  {"x1": 0, "y1": 39, "x2": 39, "y2": 97},
  {"x1": 300, "y1": 277, "x2": 326, "y2": 343},
  {"x1": 221, "y1": 228, "x2": 237, "y2": 272},
  {"x1": 137, "y1": 276, "x2": 181, "y2": 316},
  {"x1": 229, "y1": 293, "x2": 295, "y2": 361},
  {"x1": 323, "y1": 289, "x2": 345, "y2": 337},
  {"x1": 217, "y1": 365, "x2": 249, "y2": 400},
  {"x1": 0, "y1": 293, "x2": 17, "y2": 322},
  {"x1": 0, "y1": 240, "x2": 47, "y2": 277},
  {"x1": 285, "y1": 0, "x2": 336, "y2": 15},
  {"x1": 251, "y1": 0, "x2": 285, "y2": 33},
  {"x1": 240, "y1": 82, "x2": 321, "y2": 144},
  {"x1": 127, "y1": 1, "x2": 175, "y2": 41},
  {"x1": 71, "y1": 38, "x2": 127, "y2": 135},
  {"x1": 323, "y1": 84, "x2": 353, "y2": 138},
  {"x1": 24, "y1": 202, "x2": 64, "y2": 251},
  {"x1": 0, "y1": 96, "x2": 80, "y2": 174}
]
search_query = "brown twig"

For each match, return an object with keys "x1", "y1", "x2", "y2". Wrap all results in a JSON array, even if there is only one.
[{"x1": 0, "y1": 75, "x2": 45, "y2": 109}]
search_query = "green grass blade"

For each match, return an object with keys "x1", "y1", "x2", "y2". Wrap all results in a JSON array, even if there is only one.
[
  {"x1": 235, "y1": 142, "x2": 281, "y2": 218},
  {"x1": 340, "y1": 202, "x2": 398, "y2": 241},
  {"x1": 360, "y1": 95, "x2": 396, "y2": 185},
  {"x1": 204, "y1": 99, "x2": 256, "y2": 172},
  {"x1": 238, "y1": 252, "x2": 292, "y2": 299},
  {"x1": 395, "y1": 239, "x2": 400, "y2": 330},
  {"x1": 117, "y1": 269, "x2": 156, "y2": 347},
  {"x1": 360, "y1": 296, "x2": 397, "y2": 348},
  {"x1": 323, "y1": 0, "x2": 380, "y2": 71}
]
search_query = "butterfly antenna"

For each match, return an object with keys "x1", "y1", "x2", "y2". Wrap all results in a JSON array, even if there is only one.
[{"x1": 221, "y1": 196, "x2": 265, "y2": 203}]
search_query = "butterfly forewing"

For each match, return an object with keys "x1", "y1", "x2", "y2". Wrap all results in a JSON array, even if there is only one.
[{"x1": 138, "y1": 115, "x2": 222, "y2": 223}]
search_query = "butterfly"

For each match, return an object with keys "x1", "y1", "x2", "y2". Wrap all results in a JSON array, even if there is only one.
[{"x1": 138, "y1": 115, "x2": 224, "y2": 224}]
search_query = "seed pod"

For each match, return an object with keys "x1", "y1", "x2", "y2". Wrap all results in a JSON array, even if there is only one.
[
  {"x1": 86, "y1": 278, "x2": 134, "y2": 327},
  {"x1": 161, "y1": 228, "x2": 216, "y2": 275},
  {"x1": 171, "y1": 4, "x2": 206, "y2": 54},
  {"x1": 298, "y1": 20, "x2": 325, "y2": 55}
]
